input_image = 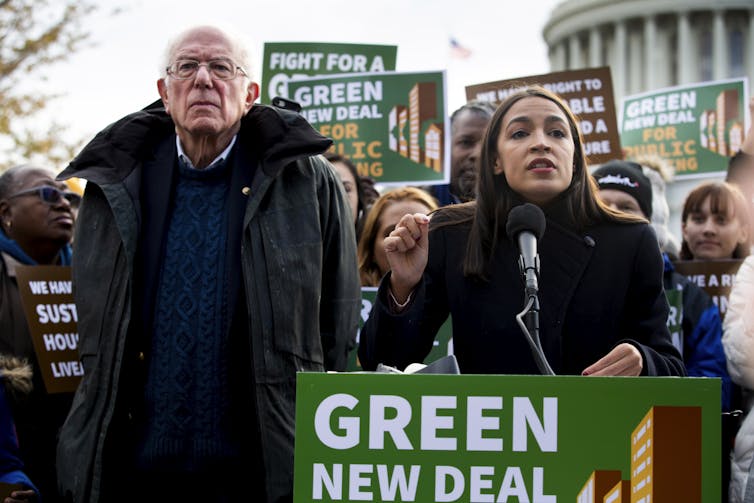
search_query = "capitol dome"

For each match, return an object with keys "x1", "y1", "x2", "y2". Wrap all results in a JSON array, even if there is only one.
[{"x1": 543, "y1": 0, "x2": 753, "y2": 103}]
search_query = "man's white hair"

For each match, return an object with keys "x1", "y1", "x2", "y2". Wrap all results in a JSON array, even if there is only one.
[{"x1": 160, "y1": 24, "x2": 253, "y2": 81}]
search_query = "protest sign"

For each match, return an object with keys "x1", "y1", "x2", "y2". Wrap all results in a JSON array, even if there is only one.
[
  {"x1": 347, "y1": 287, "x2": 452, "y2": 371},
  {"x1": 465, "y1": 67, "x2": 620, "y2": 164},
  {"x1": 14, "y1": 266, "x2": 81, "y2": 394},
  {"x1": 294, "y1": 373, "x2": 719, "y2": 502},
  {"x1": 261, "y1": 42, "x2": 397, "y2": 104},
  {"x1": 672, "y1": 259, "x2": 744, "y2": 320},
  {"x1": 620, "y1": 78, "x2": 748, "y2": 179},
  {"x1": 288, "y1": 71, "x2": 448, "y2": 185}
]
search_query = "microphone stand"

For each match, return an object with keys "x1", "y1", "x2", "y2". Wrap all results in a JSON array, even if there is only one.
[{"x1": 515, "y1": 255, "x2": 555, "y2": 376}]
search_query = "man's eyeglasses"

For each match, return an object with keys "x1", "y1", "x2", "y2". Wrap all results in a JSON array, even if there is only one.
[
  {"x1": 166, "y1": 59, "x2": 247, "y2": 81},
  {"x1": 6, "y1": 186, "x2": 81, "y2": 207}
]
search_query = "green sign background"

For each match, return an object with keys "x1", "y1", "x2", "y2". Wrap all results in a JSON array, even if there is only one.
[
  {"x1": 295, "y1": 374, "x2": 719, "y2": 501},
  {"x1": 261, "y1": 42, "x2": 397, "y2": 104},
  {"x1": 620, "y1": 79, "x2": 747, "y2": 179},
  {"x1": 286, "y1": 71, "x2": 448, "y2": 185}
]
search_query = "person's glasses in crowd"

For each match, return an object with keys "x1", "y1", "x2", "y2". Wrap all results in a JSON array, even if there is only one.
[
  {"x1": 6, "y1": 186, "x2": 81, "y2": 207},
  {"x1": 166, "y1": 59, "x2": 247, "y2": 81}
]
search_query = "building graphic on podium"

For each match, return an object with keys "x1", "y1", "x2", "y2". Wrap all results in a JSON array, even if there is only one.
[{"x1": 577, "y1": 405, "x2": 701, "y2": 502}]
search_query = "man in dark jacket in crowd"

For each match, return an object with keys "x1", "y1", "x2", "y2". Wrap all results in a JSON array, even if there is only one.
[
  {"x1": 428, "y1": 100, "x2": 495, "y2": 205},
  {"x1": 55, "y1": 25, "x2": 360, "y2": 503}
]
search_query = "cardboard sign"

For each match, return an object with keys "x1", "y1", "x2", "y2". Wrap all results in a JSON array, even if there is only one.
[
  {"x1": 672, "y1": 259, "x2": 744, "y2": 320},
  {"x1": 465, "y1": 67, "x2": 620, "y2": 165},
  {"x1": 288, "y1": 71, "x2": 449, "y2": 185},
  {"x1": 294, "y1": 373, "x2": 719, "y2": 502},
  {"x1": 620, "y1": 78, "x2": 749, "y2": 179},
  {"x1": 261, "y1": 42, "x2": 398, "y2": 105},
  {"x1": 14, "y1": 266, "x2": 81, "y2": 394},
  {"x1": 347, "y1": 287, "x2": 453, "y2": 371}
]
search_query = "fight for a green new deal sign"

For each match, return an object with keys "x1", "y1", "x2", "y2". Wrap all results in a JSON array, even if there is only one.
[
  {"x1": 620, "y1": 78, "x2": 748, "y2": 179},
  {"x1": 287, "y1": 71, "x2": 448, "y2": 185},
  {"x1": 294, "y1": 374, "x2": 719, "y2": 502},
  {"x1": 260, "y1": 42, "x2": 397, "y2": 104}
]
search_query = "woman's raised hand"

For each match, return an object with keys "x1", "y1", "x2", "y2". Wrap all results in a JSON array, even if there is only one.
[{"x1": 384, "y1": 213, "x2": 430, "y2": 302}]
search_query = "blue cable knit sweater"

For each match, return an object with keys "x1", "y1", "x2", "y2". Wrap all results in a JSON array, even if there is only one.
[{"x1": 137, "y1": 158, "x2": 238, "y2": 471}]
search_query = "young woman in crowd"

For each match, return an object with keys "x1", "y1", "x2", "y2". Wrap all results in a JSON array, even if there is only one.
[
  {"x1": 357, "y1": 187, "x2": 438, "y2": 287},
  {"x1": 358, "y1": 86, "x2": 684, "y2": 377},
  {"x1": 680, "y1": 181, "x2": 750, "y2": 261}
]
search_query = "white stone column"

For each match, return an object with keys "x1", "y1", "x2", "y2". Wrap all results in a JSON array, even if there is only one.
[
  {"x1": 677, "y1": 12, "x2": 694, "y2": 84},
  {"x1": 629, "y1": 26, "x2": 643, "y2": 94},
  {"x1": 644, "y1": 15, "x2": 657, "y2": 89},
  {"x1": 569, "y1": 34, "x2": 583, "y2": 68},
  {"x1": 749, "y1": 10, "x2": 754, "y2": 89},
  {"x1": 553, "y1": 42, "x2": 567, "y2": 72},
  {"x1": 614, "y1": 20, "x2": 627, "y2": 102},
  {"x1": 713, "y1": 9, "x2": 727, "y2": 80},
  {"x1": 589, "y1": 27, "x2": 602, "y2": 68}
]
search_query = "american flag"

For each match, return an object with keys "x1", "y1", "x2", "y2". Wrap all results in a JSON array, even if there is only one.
[{"x1": 449, "y1": 37, "x2": 472, "y2": 59}]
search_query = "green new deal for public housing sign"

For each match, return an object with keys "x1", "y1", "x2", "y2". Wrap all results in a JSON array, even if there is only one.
[
  {"x1": 287, "y1": 71, "x2": 448, "y2": 186},
  {"x1": 620, "y1": 78, "x2": 748, "y2": 179},
  {"x1": 294, "y1": 374, "x2": 719, "y2": 502}
]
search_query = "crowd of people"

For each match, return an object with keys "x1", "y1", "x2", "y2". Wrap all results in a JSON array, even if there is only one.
[{"x1": 0, "y1": 23, "x2": 752, "y2": 503}]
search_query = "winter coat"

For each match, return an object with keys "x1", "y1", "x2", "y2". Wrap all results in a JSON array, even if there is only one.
[
  {"x1": 722, "y1": 256, "x2": 754, "y2": 502},
  {"x1": 55, "y1": 101, "x2": 360, "y2": 502},
  {"x1": 663, "y1": 254, "x2": 731, "y2": 409},
  {"x1": 360, "y1": 204, "x2": 685, "y2": 376}
]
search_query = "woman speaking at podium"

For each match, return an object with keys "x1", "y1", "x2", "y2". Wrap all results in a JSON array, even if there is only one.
[{"x1": 358, "y1": 86, "x2": 684, "y2": 377}]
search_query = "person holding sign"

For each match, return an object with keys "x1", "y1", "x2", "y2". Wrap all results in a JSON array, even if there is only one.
[
  {"x1": 55, "y1": 25, "x2": 359, "y2": 503},
  {"x1": 680, "y1": 181, "x2": 751, "y2": 261},
  {"x1": 0, "y1": 165, "x2": 76, "y2": 503},
  {"x1": 359, "y1": 86, "x2": 684, "y2": 377}
]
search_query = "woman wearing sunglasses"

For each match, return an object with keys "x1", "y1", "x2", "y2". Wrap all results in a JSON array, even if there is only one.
[{"x1": 0, "y1": 164, "x2": 78, "y2": 503}]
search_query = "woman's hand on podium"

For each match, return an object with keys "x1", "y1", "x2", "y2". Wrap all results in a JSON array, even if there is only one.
[{"x1": 581, "y1": 343, "x2": 643, "y2": 376}]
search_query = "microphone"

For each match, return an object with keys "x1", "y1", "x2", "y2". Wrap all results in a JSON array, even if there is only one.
[
  {"x1": 505, "y1": 203, "x2": 554, "y2": 376},
  {"x1": 505, "y1": 203, "x2": 546, "y2": 295}
]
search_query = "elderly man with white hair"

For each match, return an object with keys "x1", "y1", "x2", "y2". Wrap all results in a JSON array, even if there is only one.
[{"x1": 56, "y1": 25, "x2": 359, "y2": 502}]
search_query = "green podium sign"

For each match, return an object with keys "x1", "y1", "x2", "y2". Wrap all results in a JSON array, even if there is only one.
[{"x1": 294, "y1": 373, "x2": 719, "y2": 502}]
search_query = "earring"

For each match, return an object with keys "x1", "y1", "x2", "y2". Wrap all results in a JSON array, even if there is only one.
[{"x1": 4, "y1": 221, "x2": 10, "y2": 230}]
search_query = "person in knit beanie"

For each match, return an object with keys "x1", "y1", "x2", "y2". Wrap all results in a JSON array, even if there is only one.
[{"x1": 593, "y1": 159, "x2": 731, "y2": 406}]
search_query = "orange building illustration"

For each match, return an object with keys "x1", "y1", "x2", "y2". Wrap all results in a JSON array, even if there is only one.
[
  {"x1": 577, "y1": 470, "x2": 622, "y2": 503},
  {"x1": 388, "y1": 105, "x2": 408, "y2": 156},
  {"x1": 424, "y1": 123, "x2": 443, "y2": 172},
  {"x1": 603, "y1": 480, "x2": 630, "y2": 502},
  {"x1": 630, "y1": 406, "x2": 701, "y2": 502},
  {"x1": 409, "y1": 82, "x2": 437, "y2": 164}
]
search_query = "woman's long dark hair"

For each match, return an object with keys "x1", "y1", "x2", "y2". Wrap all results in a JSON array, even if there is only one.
[{"x1": 437, "y1": 86, "x2": 639, "y2": 280}]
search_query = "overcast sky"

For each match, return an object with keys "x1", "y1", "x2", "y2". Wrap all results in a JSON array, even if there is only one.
[{"x1": 37, "y1": 0, "x2": 562, "y2": 147}]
